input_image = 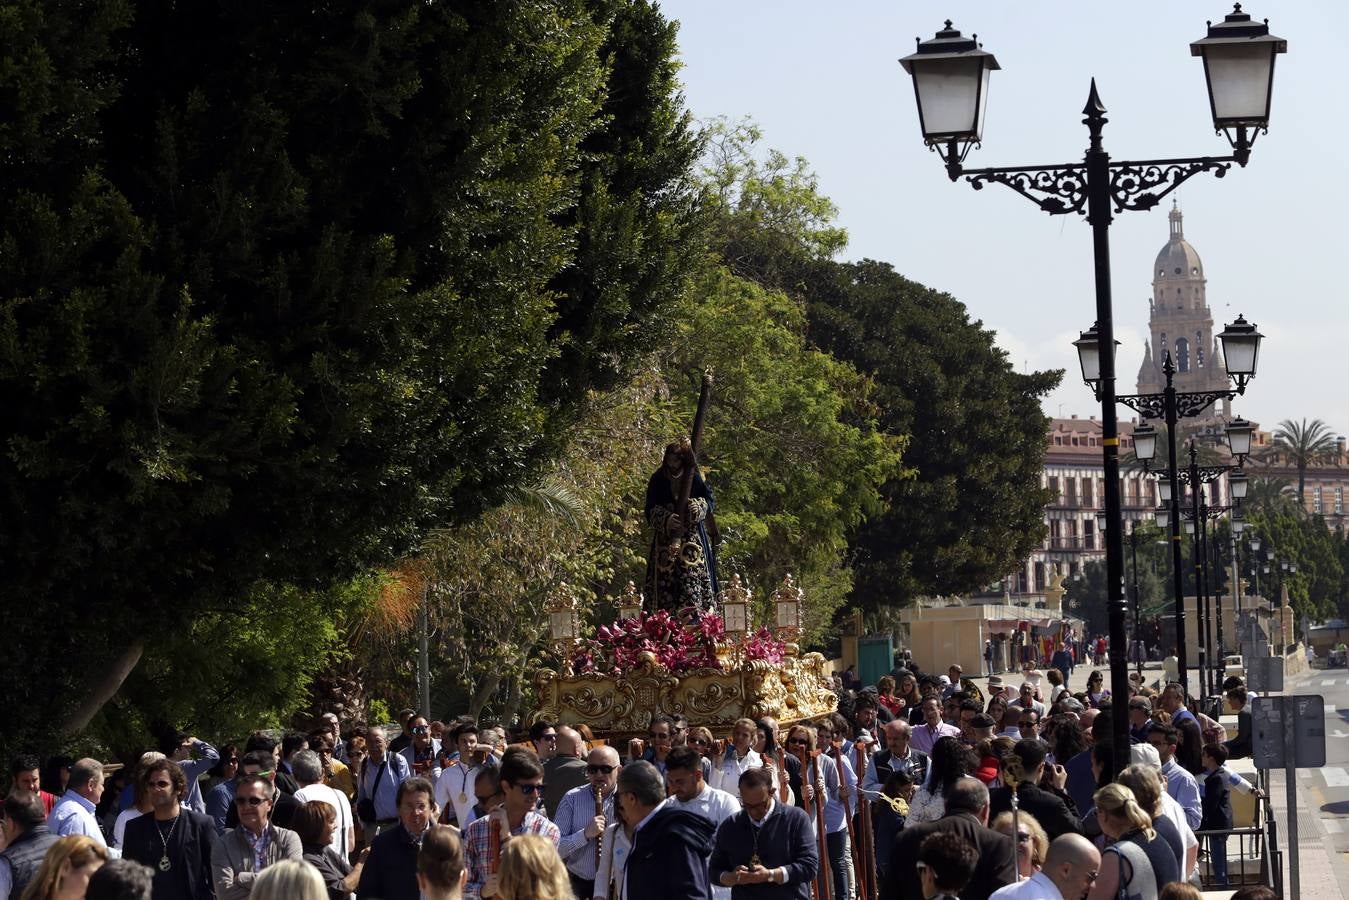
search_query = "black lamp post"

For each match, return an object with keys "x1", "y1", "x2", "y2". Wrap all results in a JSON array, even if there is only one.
[
  {"x1": 1118, "y1": 349, "x2": 1260, "y2": 702},
  {"x1": 901, "y1": 5, "x2": 1285, "y2": 779},
  {"x1": 1175, "y1": 439, "x2": 1246, "y2": 699},
  {"x1": 1098, "y1": 510, "x2": 1150, "y2": 677}
]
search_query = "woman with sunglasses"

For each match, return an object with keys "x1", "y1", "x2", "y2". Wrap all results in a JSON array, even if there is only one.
[
  {"x1": 990, "y1": 810, "x2": 1049, "y2": 880},
  {"x1": 206, "y1": 746, "x2": 241, "y2": 794},
  {"x1": 1085, "y1": 672, "x2": 1111, "y2": 710}
]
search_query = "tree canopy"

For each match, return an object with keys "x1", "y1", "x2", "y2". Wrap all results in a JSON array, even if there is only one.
[{"x1": 0, "y1": 0, "x2": 702, "y2": 756}]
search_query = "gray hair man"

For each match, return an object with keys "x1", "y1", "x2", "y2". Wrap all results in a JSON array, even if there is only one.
[{"x1": 291, "y1": 749, "x2": 355, "y2": 857}]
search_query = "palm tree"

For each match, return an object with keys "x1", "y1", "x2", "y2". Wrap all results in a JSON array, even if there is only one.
[
  {"x1": 1242, "y1": 476, "x2": 1301, "y2": 519},
  {"x1": 1271, "y1": 418, "x2": 1338, "y2": 503}
]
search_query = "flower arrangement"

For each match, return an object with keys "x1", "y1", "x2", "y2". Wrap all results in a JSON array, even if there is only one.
[{"x1": 572, "y1": 609, "x2": 788, "y2": 675}]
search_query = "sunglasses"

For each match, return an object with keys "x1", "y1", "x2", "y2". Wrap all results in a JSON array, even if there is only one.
[
  {"x1": 586, "y1": 765, "x2": 617, "y2": 775},
  {"x1": 148, "y1": 780, "x2": 173, "y2": 789},
  {"x1": 411, "y1": 726, "x2": 429, "y2": 735},
  {"x1": 234, "y1": 796, "x2": 267, "y2": 807},
  {"x1": 539, "y1": 734, "x2": 558, "y2": 742},
  {"x1": 514, "y1": 782, "x2": 546, "y2": 795},
  {"x1": 475, "y1": 794, "x2": 500, "y2": 805},
  {"x1": 786, "y1": 738, "x2": 809, "y2": 747},
  {"x1": 690, "y1": 737, "x2": 710, "y2": 746},
  {"x1": 1016, "y1": 832, "x2": 1033, "y2": 843},
  {"x1": 1086, "y1": 870, "x2": 1099, "y2": 884}
]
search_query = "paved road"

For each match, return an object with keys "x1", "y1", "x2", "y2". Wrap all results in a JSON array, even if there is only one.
[{"x1": 1270, "y1": 664, "x2": 1349, "y2": 898}]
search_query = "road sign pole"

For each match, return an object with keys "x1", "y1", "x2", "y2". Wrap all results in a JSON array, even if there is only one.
[{"x1": 1286, "y1": 748, "x2": 1299, "y2": 900}]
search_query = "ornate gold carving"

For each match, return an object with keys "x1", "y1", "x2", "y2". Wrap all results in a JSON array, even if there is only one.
[{"x1": 529, "y1": 649, "x2": 836, "y2": 739}]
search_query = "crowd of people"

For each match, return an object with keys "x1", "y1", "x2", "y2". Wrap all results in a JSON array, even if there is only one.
[{"x1": 0, "y1": 659, "x2": 1275, "y2": 900}]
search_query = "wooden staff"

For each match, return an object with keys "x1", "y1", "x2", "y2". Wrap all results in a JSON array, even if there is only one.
[
  {"x1": 775, "y1": 747, "x2": 791, "y2": 805},
  {"x1": 797, "y1": 749, "x2": 833, "y2": 900},
  {"x1": 488, "y1": 812, "x2": 502, "y2": 875},
  {"x1": 594, "y1": 784, "x2": 604, "y2": 867},
  {"x1": 794, "y1": 748, "x2": 820, "y2": 900},
  {"x1": 854, "y1": 741, "x2": 879, "y2": 900},
  {"x1": 832, "y1": 740, "x2": 865, "y2": 900}
]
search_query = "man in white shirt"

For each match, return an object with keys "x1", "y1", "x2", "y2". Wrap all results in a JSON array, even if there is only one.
[
  {"x1": 47, "y1": 758, "x2": 107, "y2": 848},
  {"x1": 990, "y1": 833, "x2": 1100, "y2": 900},
  {"x1": 1147, "y1": 724, "x2": 1201, "y2": 829},
  {"x1": 435, "y1": 721, "x2": 497, "y2": 829},
  {"x1": 664, "y1": 747, "x2": 740, "y2": 900},
  {"x1": 291, "y1": 749, "x2": 354, "y2": 857}
]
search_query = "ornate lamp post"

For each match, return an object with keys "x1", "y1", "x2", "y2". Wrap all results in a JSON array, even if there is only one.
[
  {"x1": 773, "y1": 573, "x2": 805, "y2": 647},
  {"x1": 719, "y1": 574, "x2": 751, "y2": 640},
  {"x1": 901, "y1": 6, "x2": 1285, "y2": 777},
  {"x1": 617, "y1": 581, "x2": 644, "y2": 621},
  {"x1": 546, "y1": 582, "x2": 582, "y2": 675}
]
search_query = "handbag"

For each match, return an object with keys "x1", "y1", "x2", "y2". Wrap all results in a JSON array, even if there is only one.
[{"x1": 357, "y1": 759, "x2": 388, "y2": 822}]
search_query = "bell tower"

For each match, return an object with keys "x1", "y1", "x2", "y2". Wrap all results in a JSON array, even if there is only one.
[{"x1": 1135, "y1": 203, "x2": 1231, "y2": 419}]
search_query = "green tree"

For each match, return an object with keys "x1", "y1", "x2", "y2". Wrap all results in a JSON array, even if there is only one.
[
  {"x1": 808, "y1": 260, "x2": 1061, "y2": 607},
  {"x1": 695, "y1": 124, "x2": 1060, "y2": 608},
  {"x1": 0, "y1": 0, "x2": 701, "y2": 755},
  {"x1": 1271, "y1": 418, "x2": 1338, "y2": 503}
]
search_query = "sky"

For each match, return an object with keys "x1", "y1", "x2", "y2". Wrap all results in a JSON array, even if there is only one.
[{"x1": 661, "y1": 0, "x2": 1348, "y2": 436}]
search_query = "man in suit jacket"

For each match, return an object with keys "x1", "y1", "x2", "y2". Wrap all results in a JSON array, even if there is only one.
[
  {"x1": 881, "y1": 776, "x2": 1015, "y2": 900},
  {"x1": 212, "y1": 773, "x2": 302, "y2": 900},
  {"x1": 709, "y1": 768, "x2": 818, "y2": 898},
  {"x1": 620, "y1": 761, "x2": 715, "y2": 900},
  {"x1": 987, "y1": 740, "x2": 1083, "y2": 840},
  {"x1": 1222, "y1": 687, "x2": 1252, "y2": 759},
  {"x1": 122, "y1": 760, "x2": 216, "y2": 900}
]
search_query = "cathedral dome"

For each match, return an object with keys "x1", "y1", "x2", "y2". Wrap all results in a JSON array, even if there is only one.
[{"x1": 1154, "y1": 205, "x2": 1202, "y2": 280}]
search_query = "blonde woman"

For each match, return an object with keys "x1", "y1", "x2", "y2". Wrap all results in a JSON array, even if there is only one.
[
  {"x1": 990, "y1": 810, "x2": 1049, "y2": 879},
  {"x1": 497, "y1": 834, "x2": 570, "y2": 900},
  {"x1": 1088, "y1": 783, "x2": 1179, "y2": 900},
  {"x1": 417, "y1": 826, "x2": 465, "y2": 900},
  {"x1": 18, "y1": 835, "x2": 108, "y2": 900},
  {"x1": 250, "y1": 859, "x2": 327, "y2": 900}
]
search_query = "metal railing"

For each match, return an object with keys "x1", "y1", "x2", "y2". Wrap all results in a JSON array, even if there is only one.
[{"x1": 1190, "y1": 767, "x2": 1281, "y2": 893}]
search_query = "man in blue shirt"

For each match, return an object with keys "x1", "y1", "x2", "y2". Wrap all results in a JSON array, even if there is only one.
[
  {"x1": 357, "y1": 726, "x2": 411, "y2": 842},
  {"x1": 48, "y1": 758, "x2": 107, "y2": 847}
]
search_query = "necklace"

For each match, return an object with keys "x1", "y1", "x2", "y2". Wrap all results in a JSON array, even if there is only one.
[{"x1": 156, "y1": 815, "x2": 180, "y2": 872}]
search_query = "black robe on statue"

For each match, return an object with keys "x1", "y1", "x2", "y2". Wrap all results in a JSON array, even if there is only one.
[{"x1": 644, "y1": 466, "x2": 718, "y2": 614}]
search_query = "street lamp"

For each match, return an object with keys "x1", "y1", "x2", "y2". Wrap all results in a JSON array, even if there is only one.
[
  {"x1": 1218, "y1": 315, "x2": 1266, "y2": 389},
  {"x1": 1190, "y1": 6, "x2": 1288, "y2": 164},
  {"x1": 904, "y1": 6, "x2": 1285, "y2": 779},
  {"x1": 899, "y1": 21, "x2": 1000, "y2": 181}
]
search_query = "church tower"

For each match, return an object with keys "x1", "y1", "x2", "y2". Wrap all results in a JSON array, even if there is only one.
[{"x1": 1135, "y1": 203, "x2": 1231, "y2": 419}]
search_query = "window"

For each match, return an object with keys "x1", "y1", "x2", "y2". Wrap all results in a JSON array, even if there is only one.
[
  {"x1": 1175, "y1": 337, "x2": 1190, "y2": 372},
  {"x1": 1336, "y1": 486, "x2": 1343, "y2": 515},
  {"x1": 1313, "y1": 487, "x2": 1323, "y2": 514}
]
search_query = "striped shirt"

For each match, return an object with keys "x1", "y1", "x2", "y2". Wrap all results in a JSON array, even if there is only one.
[{"x1": 554, "y1": 785, "x2": 616, "y2": 880}]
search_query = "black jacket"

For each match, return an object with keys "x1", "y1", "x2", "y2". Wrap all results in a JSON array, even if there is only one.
[
  {"x1": 881, "y1": 811, "x2": 1016, "y2": 900},
  {"x1": 123, "y1": 809, "x2": 217, "y2": 900},
  {"x1": 1201, "y1": 770, "x2": 1233, "y2": 831},
  {"x1": 0, "y1": 825, "x2": 59, "y2": 900},
  {"x1": 987, "y1": 782, "x2": 1083, "y2": 840},
  {"x1": 1172, "y1": 709, "x2": 1205, "y2": 775},
  {"x1": 627, "y1": 806, "x2": 716, "y2": 900},
  {"x1": 356, "y1": 823, "x2": 422, "y2": 900}
]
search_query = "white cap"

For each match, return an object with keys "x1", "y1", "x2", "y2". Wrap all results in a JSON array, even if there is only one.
[{"x1": 1130, "y1": 743, "x2": 1162, "y2": 770}]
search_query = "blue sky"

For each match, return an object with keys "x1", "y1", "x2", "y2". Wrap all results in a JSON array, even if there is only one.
[{"x1": 662, "y1": 0, "x2": 1347, "y2": 435}]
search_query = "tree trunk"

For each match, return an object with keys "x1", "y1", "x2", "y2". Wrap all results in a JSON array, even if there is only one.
[
  {"x1": 468, "y1": 671, "x2": 501, "y2": 722},
  {"x1": 60, "y1": 640, "x2": 145, "y2": 736}
]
